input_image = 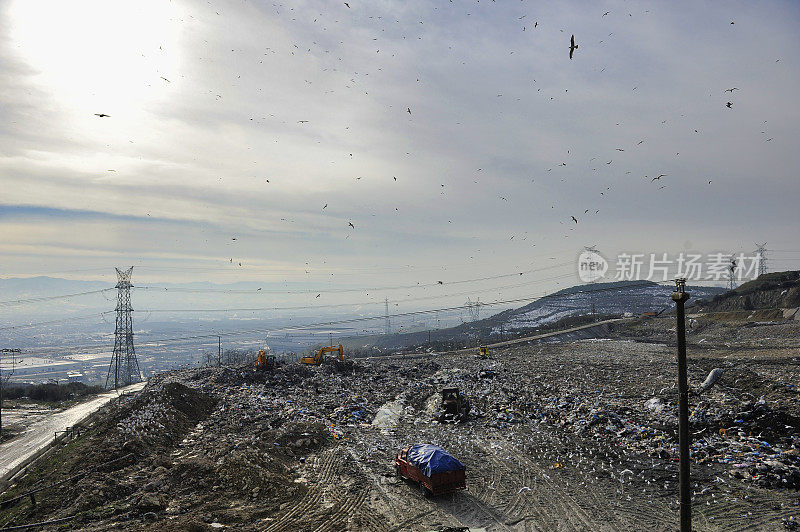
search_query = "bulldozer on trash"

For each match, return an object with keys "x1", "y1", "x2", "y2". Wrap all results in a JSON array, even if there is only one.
[
  {"x1": 256, "y1": 349, "x2": 276, "y2": 370},
  {"x1": 437, "y1": 387, "x2": 470, "y2": 423}
]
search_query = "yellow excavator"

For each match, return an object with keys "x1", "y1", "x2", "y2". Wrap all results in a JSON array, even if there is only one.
[{"x1": 300, "y1": 344, "x2": 344, "y2": 365}]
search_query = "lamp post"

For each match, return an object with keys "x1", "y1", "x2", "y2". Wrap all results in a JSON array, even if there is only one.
[{"x1": 671, "y1": 278, "x2": 691, "y2": 531}]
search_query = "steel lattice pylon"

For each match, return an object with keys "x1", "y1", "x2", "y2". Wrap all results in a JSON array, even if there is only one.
[{"x1": 106, "y1": 267, "x2": 141, "y2": 389}]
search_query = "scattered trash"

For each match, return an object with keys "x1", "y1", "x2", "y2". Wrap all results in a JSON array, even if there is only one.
[{"x1": 697, "y1": 368, "x2": 723, "y2": 391}]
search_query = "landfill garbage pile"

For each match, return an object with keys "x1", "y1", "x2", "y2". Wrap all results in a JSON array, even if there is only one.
[{"x1": 0, "y1": 318, "x2": 798, "y2": 531}]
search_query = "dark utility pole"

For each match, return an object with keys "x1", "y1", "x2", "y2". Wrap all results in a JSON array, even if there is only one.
[
  {"x1": 671, "y1": 278, "x2": 691, "y2": 532},
  {"x1": 0, "y1": 348, "x2": 21, "y2": 440},
  {"x1": 217, "y1": 336, "x2": 222, "y2": 367}
]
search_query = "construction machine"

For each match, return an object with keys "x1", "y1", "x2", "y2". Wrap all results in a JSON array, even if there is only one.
[
  {"x1": 256, "y1": 349, "x2": 276, "y2": 370},
  {"x1": 478, "y1": 346, "x2": 489, "y2": 358},
  {"x1": 300, "y1": 344, "x2": 344, "y2": 365},
  {"x1": 438, "y1": 387, "x2": 470, "y2": 423}
]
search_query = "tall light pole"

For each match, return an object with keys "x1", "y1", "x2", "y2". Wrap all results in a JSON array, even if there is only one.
[{"x1": 671, "y1": 278, "x2": 691, "y2": 532}]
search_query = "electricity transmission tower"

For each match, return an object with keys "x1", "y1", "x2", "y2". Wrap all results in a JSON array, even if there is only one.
[
  {"x1": 465, "y1": 298, "x2": 481, "y2": 321},
  {"x1": 754, "y1": 243, "x2": 768, "y2": 278},
  {"x1": 384, "y1": 298, "x2": 391, "y2": 335},
  {"x1": 728, "y1": 256, "x2": 738, "y2": 291},
  {"x1": 106, "y1": 267, "x2": 141, "y2": 389}
]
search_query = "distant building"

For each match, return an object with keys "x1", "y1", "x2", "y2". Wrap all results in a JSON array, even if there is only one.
[
  {"x1": 641, "y1": 312, "x2": 659, "y2": 318},
  {"x1": 67, "y1": 372, "x2": 84, "y2": 383}
]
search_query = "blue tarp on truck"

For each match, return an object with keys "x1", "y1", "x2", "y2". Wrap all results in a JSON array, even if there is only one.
[{"x1": 406, "y1": 444, "x2": 465, "y2": 477}]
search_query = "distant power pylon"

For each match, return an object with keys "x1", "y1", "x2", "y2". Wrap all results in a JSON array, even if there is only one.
[
  {"x1": 465, "y1": 298, "x2": 481, "y2": 321},
  {"x1": 106, "y1": 267, "x2": 141, "y2": 389},
  {"x1": 754, "y1": 243, "x2": 768, "y2": 278},
  {"x1": 728, "y1": 256, "x2": 738, "y2": 291},
  {"x1": 384, "y1": 298, "x2": 391, "y2": 335}
]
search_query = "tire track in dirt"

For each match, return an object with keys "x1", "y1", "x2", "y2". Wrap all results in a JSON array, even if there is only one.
[
  {"x1": 262, "y1": 447, "x2": 341, "y2": 532},
  {"x1": 311, "y1": 485, "x2": 369, "y2": 532},
  {"x1": 725, "y1": 508, "x2": 798, "y2": 532},
  {"x1": 341, "y1": 442, "x2": 434, "y2": 530},
  {"x1": 485, "y1": 453, "x2": 581, "y2": 530},
  {"x1": 511, "y1": 435, "x2": 678, "y2": 532},
  {"x1": 484, "y1": 447, "x2": 618, "y2": 531},
  {"x1": 436, "y1": 486, "x2": 513, "y2": 531}
]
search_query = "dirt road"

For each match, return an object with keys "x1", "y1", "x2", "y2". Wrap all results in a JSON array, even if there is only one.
[{"x1": 0, "y1": 382, "x2": 146, "y2": 484}]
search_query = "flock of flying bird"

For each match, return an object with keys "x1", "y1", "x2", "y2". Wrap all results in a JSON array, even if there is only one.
[{"x1": 88, "y1": 3, "x2": 780, "y2": 271}]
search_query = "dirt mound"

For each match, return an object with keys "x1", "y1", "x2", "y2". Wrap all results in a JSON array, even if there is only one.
[
  {"x1": 696, "y1": 270, "x2": 800, "y2": 312},
  {"x1": 112, "y1": 382, "x2": 217, "y2": 455},
  {"x1": 0, "y1": 382, "x2": 216, "y2": 530}
]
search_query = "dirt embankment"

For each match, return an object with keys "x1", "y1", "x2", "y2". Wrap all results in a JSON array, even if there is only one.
[
  {"x1": 0, "y1": 381, "x2": 217, "y2": 529},
  {"x1": 695, "y1": 270, "x2": 800, "y2": 313}
]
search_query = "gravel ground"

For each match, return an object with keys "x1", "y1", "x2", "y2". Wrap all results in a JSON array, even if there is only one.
[{"x1": 0, "y1": 319, "x2": 798, "y2": 531}]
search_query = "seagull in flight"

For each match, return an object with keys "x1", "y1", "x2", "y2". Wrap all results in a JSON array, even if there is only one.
[
  {"x1": 726, "y1": 101, "x2": 732, "y2": 108},
  {"x1": 94, "y1": 113, "x2": 110, "y2": 117},
  {"x1": 651, "y1": 174, "x2": 666, "y2": 182},
  {"x1": 571, "y1": 216, "x2": 578, "y2": 223},
  {"x1": 348, "y1": 221, "x2": 355, "y2": 229},
  {"x1": 569, "y1": 35, "x2": 578, "y2": 59},
  {"x1": 724, "y1": 87, "x2": 739, "y2": 92}
]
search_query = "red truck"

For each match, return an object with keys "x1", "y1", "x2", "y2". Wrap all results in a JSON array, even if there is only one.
[{"x1": 394, "y1": 444, "x2": 466, "y2": 496}]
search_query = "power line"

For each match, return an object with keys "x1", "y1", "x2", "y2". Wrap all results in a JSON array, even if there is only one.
[
  {"x1": 24, "y1": 279, "x2": 688, "y2": 354},
  {"x1": 133, "y1": 261, "x2": 574, "y2": 295},
  {"x1": 0, "y1": 312, "x2": 113, "y2": 331},
  {"x1": 129, "y1": 272, "x2": 577, "y2": 314},
  {"x1": 0, "y1": 272, "x2": 576, "y2": 335},
  {"x1": 0, "y1": 272, "x2": 723, "y2": 333},
  {"x1": 0, "y1": 288, "x2": 114, "y2": 307}
]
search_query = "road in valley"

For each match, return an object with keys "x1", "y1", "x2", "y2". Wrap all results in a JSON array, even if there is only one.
[{"x1": 0, "y1": 381, "x2": 146, "y2": 484}]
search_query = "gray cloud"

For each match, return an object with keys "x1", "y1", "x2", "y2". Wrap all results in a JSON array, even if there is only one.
[{"x1": 1, "y1": 0, "x2": 798, "y2": 303}]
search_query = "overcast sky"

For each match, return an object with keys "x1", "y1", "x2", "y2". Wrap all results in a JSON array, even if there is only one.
[{"x1": 1, "y1": 0, "x2": 799, "y2": 309}]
